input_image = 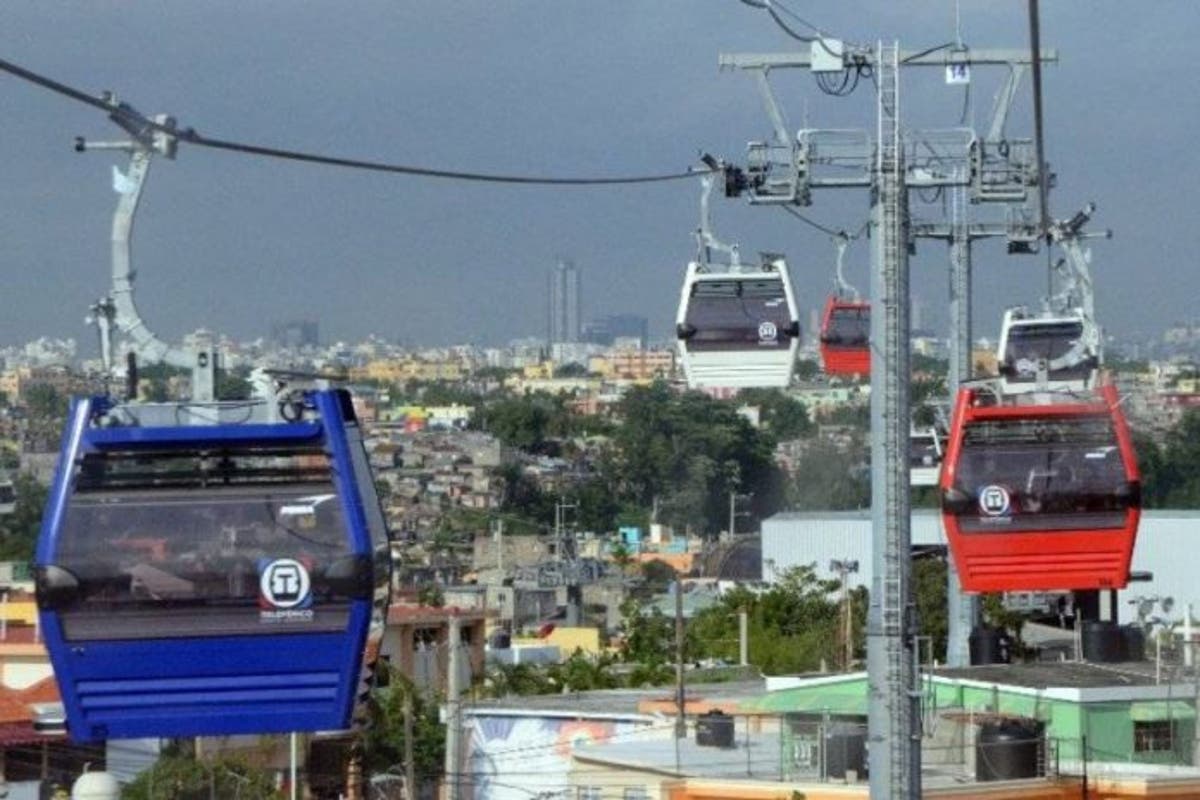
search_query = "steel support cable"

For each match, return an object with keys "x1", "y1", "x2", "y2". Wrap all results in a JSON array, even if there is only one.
[
  {"x1": 780, "y1": 205, "x2": 867, "y2": 240},
  {"x1": 0, "y1": 55, "x2": 711, "y2": 186},
  {"x1": 736, "y1": 0, "x2": 856, "y2": 60},
  {"x1": 764, "y1": 3, "x2": 816, "y2": 43}
]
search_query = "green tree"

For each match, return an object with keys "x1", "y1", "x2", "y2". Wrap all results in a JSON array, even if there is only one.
[
  {"x1": 619, "y1": 596, "x2": 677, "y2": 669},
  {"x1": 794, "y1": 359, "x2": 820, "y2": 381},
  {"x1": 688, "y1": 566, "x2": 854, "y2": 674},
  {"x1": 913, "y1": 555, "x2": 948, "y2": 662},
  {"x1": 418, "y1": 381, "x2": 482, "y2": 407},
  {"x1": 823, "y1": 403, "x2": 869, "y2": 428},
  {"x1": 554, "y1": 362, "x2": 590, "y2": 378},
  {"x1": 216, "y1": 366, "x2": 253, "y2": 401},
  {"x1": 483, "y1": 662, "x2": 555, "y2": 697},
  {"x1": 637, "y1": 560, "x2": 678, "y2": 597},
  {"x1": 495, "y1": 464, "x2": 554, "y2": 533},
  {"x1": 0, "y1": 474, "x2": 47, "y2": 561},
  {"x1": 478, "y1": 393, "x2": 578, "y2": 451},
  {"x1": 1140, "y1": 409, "x2": 1200, "y2": 506},
  {"x1": 121, "y1": 754, "x2": 281, "y2": 799},
  {"x1": 607, "y1": 383, "x2": 782, "y2": 535},
  {"x1": 22, "y1": 384, "x2": 68, "y2": 420},
  {"x1": 738, "y1": 388, "x2": 814, "y2": 441},
  {"x1": 548, "y1": 649, "x2": 621, "y2": 692},
  {"x1": 785, "y1": 439, "x2": 870, "y2": 511},
  {"x1": 609, "y1": 541, "x2": 633, "y2": 575},
  {"x1": 361, "y1": 674, "x2": 446, "y2": 786}
]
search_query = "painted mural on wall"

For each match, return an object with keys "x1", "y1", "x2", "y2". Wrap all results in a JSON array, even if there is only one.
[{"x1": 464, "y1": 714, "x2": 653, "y2": 800}]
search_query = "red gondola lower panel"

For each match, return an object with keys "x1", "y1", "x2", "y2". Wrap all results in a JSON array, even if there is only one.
[
  {"x1": 940, "y1": 381, "x2": 1141, "y2": 593},
  {"x1": 819, "y1": 298, "x2": 870, "y2": 377}
]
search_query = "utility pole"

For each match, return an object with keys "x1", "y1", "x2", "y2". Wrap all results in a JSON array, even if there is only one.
[
  {"x1": 444, "y1": 613, "x2": 463, "y2": 800},
  {"x1": 404, "y1": 687, "x2": 416, "y2": 800},
  {"x1": 738, "y1": 609, "x2": 749, "y2": 667},
  {"x1": 675, "y1": 573, "x2": 687, "y2": 739},
  {"x1": 728, "y1": 490, "x2": 737, "y2": 540},
  {"x1": 345, "y1": 747, "x2": 363, "y2": 800}
]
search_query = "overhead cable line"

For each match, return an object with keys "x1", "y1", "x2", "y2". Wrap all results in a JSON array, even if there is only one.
[
  {"x1": 780, "y1": 205, "x2": 867, "y2": 240},
  {"x1": 0, "y1": 55, "x2": 711, "y2": 187}
]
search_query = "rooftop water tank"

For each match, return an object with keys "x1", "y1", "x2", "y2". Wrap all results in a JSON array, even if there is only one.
[{"x1": 976, "y1": 719, "x2": 1044, "y2": 781}]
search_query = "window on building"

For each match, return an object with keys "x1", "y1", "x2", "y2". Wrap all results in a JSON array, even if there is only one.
[
  {"x1": 622, "y1": 789, "x2": 649, "y2": 800},
  {"x1": 577, "y1": 788, "x2": 602, "y2": 800},
  {"x1": 1134, "y1": 720, "x2": 1175, "y2": 753}
]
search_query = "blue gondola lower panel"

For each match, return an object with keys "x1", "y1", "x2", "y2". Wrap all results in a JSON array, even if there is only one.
[{"x1": 35, "y1": 390, "x2": 390, "y2": 742}]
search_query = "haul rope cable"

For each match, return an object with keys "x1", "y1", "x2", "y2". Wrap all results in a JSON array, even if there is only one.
[{"x1": 0, "y1": 55, "x2": 711, "y2": 187}]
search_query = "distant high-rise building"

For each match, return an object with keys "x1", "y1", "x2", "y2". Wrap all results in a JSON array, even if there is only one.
[
  {"x1": 582, "y1": 313, "x2": 649, "y2": 347},
  {"x1": 271, "y1": 320, "x2": 319, "y2": 349},
  {"x1": 547, "y1": 260, "x2": 581, "y2": 344}
]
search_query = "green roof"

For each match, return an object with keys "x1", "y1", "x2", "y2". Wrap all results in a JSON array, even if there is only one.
[{"x1": 740, "y1": 676, "x2": 868, "y2": 715}]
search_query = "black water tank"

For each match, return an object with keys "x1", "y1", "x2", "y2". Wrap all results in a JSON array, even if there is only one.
[
  {"x1": 969, "y1": 626, "x2": 1011, "y2": 665},
  {"x1": 1120, "y1": 625, "x2": 1146, "y2": 662},
  {"x1": 1082, "y1": 620, "x2": 1124, "y2": 663},
  {"x1": 695, "y1": 710, "x2": 736, "y2": 748},
  {"x1": 823, "y1": 724, "x2": 867, "y2": 780},
  {"x1": 976, "y1": 720, "x2": 1044, "y2": 781}
]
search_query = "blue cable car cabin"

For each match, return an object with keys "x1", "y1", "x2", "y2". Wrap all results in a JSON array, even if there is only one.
[{"x1": 35, "y1": 390, "x2": 390, "y2": 742}]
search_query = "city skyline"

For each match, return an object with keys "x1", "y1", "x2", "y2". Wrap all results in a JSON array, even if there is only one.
[{"x1": 0, "y1": 4, "x2": 1194, "y2": 350}]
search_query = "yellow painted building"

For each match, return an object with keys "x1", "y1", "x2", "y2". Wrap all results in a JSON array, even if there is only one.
[
  {"x1": 351, "y1": 358, "x2": 464, "y2": 384},
  {"x1": 588, "y1": 350, "x2": 675, "y2": 382},
  {"x1": 522, "y1": 361, "x2": 555, "y2": 380},
  {"x1": 513, "y1": 626, "x2": 602, "y2": 657}
]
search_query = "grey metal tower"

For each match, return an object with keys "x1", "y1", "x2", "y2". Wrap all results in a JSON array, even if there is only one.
[
  {"x1": 865, "y1": 42, "x2": 919, "y2": 797},
  {"x1": 718, "y1": 35, "x2": 1054, "y2": 798}
]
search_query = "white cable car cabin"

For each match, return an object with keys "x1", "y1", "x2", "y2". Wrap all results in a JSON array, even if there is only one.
[
  {"x1": 996, "y1": 307, "x2": 1099, "y2": 395},
  {"x1": 675, "y1": 257, "x2": 801, "y2": 389},
  {"x1": 909, "y1": 426, "x2": 945, "y2": 487}
]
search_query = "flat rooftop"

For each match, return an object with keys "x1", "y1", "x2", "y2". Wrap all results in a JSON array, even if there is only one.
[
  {"x1": 467, "y1": 679, "x2": 767, "y2": 718},
  {"x1": 935, "y1": 659, "x2": 1185, "y2": 690}
]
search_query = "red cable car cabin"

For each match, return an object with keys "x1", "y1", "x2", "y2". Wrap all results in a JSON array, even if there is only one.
[
  {"x1": 819, "y1": 297, "x2": 871, "y2": 377},
  {"x1": 940, "y1": 381, "x2": 1140, "y2": 593}
]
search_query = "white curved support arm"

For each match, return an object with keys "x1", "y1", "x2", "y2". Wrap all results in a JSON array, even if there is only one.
[
  {"x1": 832, "y1": 233, "x2": 858, "y2": 300},
  {"x1": 108, "y1": 149, "x2": 193, "y2": 371},
  {"x1": 694, "y1": 172, "x2": 743, "y2": 271}
]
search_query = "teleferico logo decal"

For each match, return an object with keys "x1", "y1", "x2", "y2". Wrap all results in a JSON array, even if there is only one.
[{"x1": 259, "y1": 558, "x2": 314, "y2": 622}]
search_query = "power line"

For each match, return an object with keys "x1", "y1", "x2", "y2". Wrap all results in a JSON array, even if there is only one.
[{"x1": 0, "y1": 56, "x2": 711, "y2": 187}]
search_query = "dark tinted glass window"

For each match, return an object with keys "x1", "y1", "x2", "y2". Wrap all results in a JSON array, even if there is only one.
[
  {"x1": 950, "y1": 414, "x2": 1132, "y2": 533},
  {"x1": 684, "y1": 279, "x2": 794, "y2": 351},
  {"x1": 824, "y1": 305, "x2": 870, "y2": 346},
  {"x1": 909, "y1": 435, "x2": 942, "y2": 468},
  {"x1": 52, "y1": 447, "x2": 355, "y2": 640},
  {"x1": 1003, "y1": 321, "x2": 1091, "y2": 383}
]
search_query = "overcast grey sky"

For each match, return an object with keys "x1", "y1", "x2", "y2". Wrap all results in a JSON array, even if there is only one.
[{"x1": 0, "y1": 2, "x2": 1194, "y2": 351}]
